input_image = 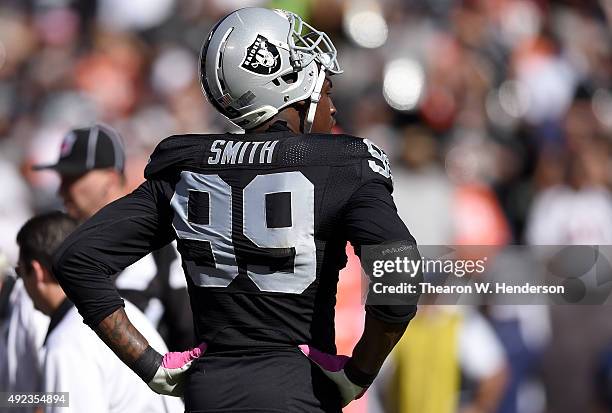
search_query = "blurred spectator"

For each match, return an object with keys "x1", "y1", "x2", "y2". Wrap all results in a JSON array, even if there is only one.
[
  {"x1": 369, "y1": 306, "x2": 508, "y2": 413},
  {"x1": 487, "y1": 305, "x2": 550, "y2": 413},
  {"x1": 524, "y1": 88, "x2": 612, "y2": 413},
  {"x1": 0, "y1": 258, "x2": 49, "y2": 413},
  {"x1": 33, "y1": 125, "x2": 194, "y2": 350},
  {"x1": 0, "y1": 267, "x2": 49, "y2": 413},
  {"x1": 526, "y1": 97, "x2": 612, "y2": 245},
  {"x1": 393, "y1": 126, "x2": 454, "y2": 245}
]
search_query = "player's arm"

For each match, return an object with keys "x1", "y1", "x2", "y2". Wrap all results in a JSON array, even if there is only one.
[
  {"x1": 52, "y1": 180, "x2": 205, "y2": 396},
  {"x1": 345, "y1": 314, "x2": 409, "y2": 379},
  {"x1": 95, "y1": 308, "x2": 152, "y2": 374},
  {"x1": 301, "y1": 314, "x2": 410, "y2": 405},
  {"x1": 342, "y1": 179, "x2": 419, "y2": 377},
  {"x1": 302, "y1": 177, "x2": 419, "y2": 406}
]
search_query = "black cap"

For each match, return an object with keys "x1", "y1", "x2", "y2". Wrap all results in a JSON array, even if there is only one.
[{"x1": 33, "y1": 125, "x2": 125, "y2": 176}]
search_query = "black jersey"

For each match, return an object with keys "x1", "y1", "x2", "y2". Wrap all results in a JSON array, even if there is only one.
[
  {"x1": 54, "y1": 127, "x2": 415, "y2": 350},
  {"x1": 53, "y1": 125, "x2": 416, "y2": 411}
]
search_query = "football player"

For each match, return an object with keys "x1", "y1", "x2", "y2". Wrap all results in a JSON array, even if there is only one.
[{"x1": 52, "y1": 8, "x2": 419, "y2": 412}]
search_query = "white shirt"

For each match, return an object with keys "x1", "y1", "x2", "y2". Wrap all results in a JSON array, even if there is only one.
[
  {"x1": 457, "y1": 308, "x2": 506, "y2": 380},
  {"x1": 42, "y1": 301, "x2": 183, "y2": 413},
  {"x1": 526, "y1": 185, "x2": 612, "y2": 244},
  {"x1": 0, "y1": 279, "x2": 49, "y2": 393}
]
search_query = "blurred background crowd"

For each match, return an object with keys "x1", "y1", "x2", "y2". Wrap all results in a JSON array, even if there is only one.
[{"x1": 0, "y1": 0, "x2": 611, "y2": 412}]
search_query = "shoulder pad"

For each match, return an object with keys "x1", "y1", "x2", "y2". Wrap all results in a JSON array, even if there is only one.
[
  {"x1": 282, "y1": 134, "x2": 393, "y2": 188},
  {"x1": 277, "y1": 134, "x2": 384, "y2": 165}
]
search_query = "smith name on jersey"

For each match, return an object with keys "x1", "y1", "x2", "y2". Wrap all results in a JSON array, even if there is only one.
[{"x1": 206, "y1": 139, "x2": 279, "y2": 165}]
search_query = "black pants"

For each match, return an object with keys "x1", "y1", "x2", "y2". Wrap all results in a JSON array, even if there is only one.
[{"x1": 183, "y1": 348, "x2": 342, "y2": 412}]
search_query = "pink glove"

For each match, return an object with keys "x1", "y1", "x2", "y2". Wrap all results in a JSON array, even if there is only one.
[
  {"x1": 147, "y1": 343, "x2": 207, "y2": 396},
  {"x1": 299, "y1": 345, "x2": 367, "y2": 407}
]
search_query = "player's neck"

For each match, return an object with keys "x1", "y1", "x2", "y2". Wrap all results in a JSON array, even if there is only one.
[{"x1": 250, "y1": 109, "x2": 302, "y2": 134}]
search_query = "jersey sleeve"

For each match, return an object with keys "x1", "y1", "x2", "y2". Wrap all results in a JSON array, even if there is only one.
[
  {"x1": 52, "y1": 179, "x2": 176, "y2": 328},
  {"x1": 343, "y1": 138, "x2": 413, "y2": 249},
  {"x1": 342, "y1": 181, "x2": 414, "y2": 249},
  {"x1": 342, "y1": 146, "x2": 419, "y2": 324},
  {"x1": 167, "y1": 253, "x2": 195, "y2": 350}
]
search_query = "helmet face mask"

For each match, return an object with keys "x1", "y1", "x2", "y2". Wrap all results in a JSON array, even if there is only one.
[
  {"x1": 199, "y1": 8, "x2": 341, "y2": 131},
  {"x1": 283, "y1": 9, "x2": 342, "y2": 75}
]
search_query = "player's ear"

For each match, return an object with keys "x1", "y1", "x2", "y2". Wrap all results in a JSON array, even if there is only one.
[
  {"x1": 293, "y1": 99, "x2": 308, "y2": 109},
  {"x1": 285, "y1": 100, "x2": 309, "y2": 133}
]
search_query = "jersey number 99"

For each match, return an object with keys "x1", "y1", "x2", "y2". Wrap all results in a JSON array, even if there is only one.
[{"x1": 171, "y1": 171, "x2": 316, "y2": 294}]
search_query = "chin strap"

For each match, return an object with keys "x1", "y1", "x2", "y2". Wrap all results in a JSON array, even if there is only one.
[{"x1": 304, "y1": 68, "x2": 327, "y2": 133}]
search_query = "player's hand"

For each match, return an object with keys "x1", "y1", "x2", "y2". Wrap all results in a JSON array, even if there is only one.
[
  {"x1": 299, "y1": 344, "x2": 367, "y2": 407},
  {"x1": 147, "y1": 342, "x2": 207, "y2": 396}
]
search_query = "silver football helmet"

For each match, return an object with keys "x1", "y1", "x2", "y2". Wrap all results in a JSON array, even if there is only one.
[{"x1": 199, "y1": 8, "x2": 342, "y2": 132}]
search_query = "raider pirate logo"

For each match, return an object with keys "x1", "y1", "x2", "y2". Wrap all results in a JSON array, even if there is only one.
[{"x1": 241, "y1": 35, "x2": 281, "y2": 75}]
